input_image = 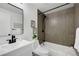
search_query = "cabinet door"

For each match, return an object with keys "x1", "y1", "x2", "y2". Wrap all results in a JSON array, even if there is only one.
[{"x1": 0, "y1": 11, "x2": 10, "y2": 36}]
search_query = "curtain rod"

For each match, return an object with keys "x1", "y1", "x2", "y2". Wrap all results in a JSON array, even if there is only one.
[{"x1": 43, "y1": 3, "x2": 70, "y2": 13}]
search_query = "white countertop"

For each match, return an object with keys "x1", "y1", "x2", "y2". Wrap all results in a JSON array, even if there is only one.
[{"x1": 0, "y1": 40, "x2": 33, "y2": 55}]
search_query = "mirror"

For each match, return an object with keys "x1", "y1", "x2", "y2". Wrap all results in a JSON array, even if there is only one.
[{"x1": 0, "y1": 3, "x2": 24, "y2": 36}]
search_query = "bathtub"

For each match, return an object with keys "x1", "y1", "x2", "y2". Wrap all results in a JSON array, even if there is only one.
[
  {"x1": 33, "y1": 40, "x2": 77, "y2": 56},
  {"x1": 0, "y1": 40, "x2": 33, "y2": 56},
  {"x1": 41, "y1": 42, "x2": 77, "y2": 56}
]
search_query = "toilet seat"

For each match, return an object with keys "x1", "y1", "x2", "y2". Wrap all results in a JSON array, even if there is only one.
[{"x1": 33, "y1": 45, "x2": 49, "y2": 56}]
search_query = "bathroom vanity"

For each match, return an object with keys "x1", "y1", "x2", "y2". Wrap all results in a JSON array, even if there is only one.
[
  {"x1": 0, "y1": 3, "x2": 28, "y2": 56},
  {"x1": 0, "y1": 40, "x2": 33, "y2": 56}
]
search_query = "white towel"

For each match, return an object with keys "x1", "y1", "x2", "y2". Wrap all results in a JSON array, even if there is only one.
[{"x1": 74, "y1": 28, "x2": 79, "y2": 51}]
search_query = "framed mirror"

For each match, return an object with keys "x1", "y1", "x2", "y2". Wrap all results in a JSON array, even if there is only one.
[
  {"x1": 0, "y1": 3, "x2": 24, "y2": 36},
  {"x1": 8, "y1": 3, "x2": 24, "y2": 35}
]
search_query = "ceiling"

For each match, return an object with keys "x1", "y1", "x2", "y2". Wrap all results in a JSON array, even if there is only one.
[
  {"x1": 28, "y1": 3, "x2": 65, "y2": 12},
  {"x1": 28, "y1": 3, "x2": 74, "y2": 14}
]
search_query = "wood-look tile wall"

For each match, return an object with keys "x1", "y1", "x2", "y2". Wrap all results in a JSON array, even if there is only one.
[
  {"x1": 37, "y1": 4, "x2": 79, "y2": 46},
  {"x1": 45, "y1": 7, "x2": 75, "y2": 46},
  {"x1": 75, "y1": 4, "x2": 79, "y2": 28}
]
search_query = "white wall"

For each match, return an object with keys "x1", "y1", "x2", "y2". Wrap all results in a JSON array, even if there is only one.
[
  {"x1": 23, "y1": 4, "x2": 37, "y2": 41},
  {"x1": 0, "y1": 3, "x2": 37, "y2": 45}
]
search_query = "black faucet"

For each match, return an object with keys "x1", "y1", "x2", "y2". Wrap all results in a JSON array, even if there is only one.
[
  {"x1": 12, "y1": 35, "x2": 16, "y2": 43},
  {"x1": 7, "y1": 34, "x2": 17, "y2": 44}
]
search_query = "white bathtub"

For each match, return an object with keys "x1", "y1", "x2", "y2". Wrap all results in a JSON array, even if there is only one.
[
  {"x1": 41, "y1": 42, "x2": 77, "y2": 56},
  {"x1": 33, "y1": 40, "x2": 77, "y2": 56},
  {"x1": 0, "y1": 40, "x2": 33, "y2": 56}
]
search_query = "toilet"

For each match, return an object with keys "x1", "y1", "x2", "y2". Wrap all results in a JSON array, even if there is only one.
[{"x1": 32, "y1": 40, "x2": 50, "y2": 56}]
